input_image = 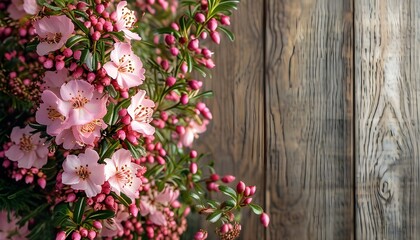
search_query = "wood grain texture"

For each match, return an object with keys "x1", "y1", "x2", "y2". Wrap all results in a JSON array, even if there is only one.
[
  {"x1": 355, "y1": 0, "x2": 420, "y2": 239},
  {"x1": 195, "y1": 0, "x2": 266, "y2": 239},
  {"x1": 265, "y1": 0, "x2": 354, "y2": 239}
]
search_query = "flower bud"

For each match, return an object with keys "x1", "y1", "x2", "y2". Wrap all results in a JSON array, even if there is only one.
[
  {"x1": 220, "y1": 15, "x2": 231, "y2": 25},
  {"x1": 80, "y1": 228, "x2": 88, "y2": 237},
  {"x1": 190, "y1": 150, "x2": 198, "y2": 158},
  {"x1": 56, "y1": 231, "x2": 66, "y2": 240},
  {"x1": 176, "y1": 125, "x2": 185, "y2": 135},
  {"x1": 96, "y1": 4, "x2": 105, "y2": 14},
  {"x1": 181, "y1": 62, "x2": 188, "y2": 73},
  {"x1": 180, "y1": 93, "x2": 189, "y2": 105},
  {"x1": 171, "y1": 22, "x2": 179, "y2": 31},
  {"x1": 166, "y1": 76, "x2": 176, "y2": 86},
  {"x1": 73, "y1": 50, "x2": 82, "y2": 60},
  {"x1": 220, "y1": 224, "x2": 229, "y2": 233},
  {"x1": 161, "y1": 59, "x2": 169, "y2": 71},
  {"x1": 25, "y1": 174, "x2": 34, "y2": 184},
  {"x1": 165, "y1": 34, "x2": 176, "y2": 45},
  {"x1": 243, "y1": 197, "x2": 252, "y2": 205},
  {"x1": 236, "y1": 181, "x2": 246, "y2": 194},
  {"x1": 63, "y1": 48, "x2": 73, "y2": 57},
  {"x1": 210, "y1": 173, "x2": 219, "y2": 181},
  {"x1": 260, "y1": 212, "x2": 270, "y2": 227},
  {"x1": 130, "y1": 204, "x2": 139, "y2": 217},
  {"x1": 195, "y1": 13, "x2": 206, "y2": 23},
  {"x1": 88, "y1": 230, "x2": 96, "y2": 239},
  {"x1": 188, "y1": 80, "x2": 203, "y2": 90},
  {"x1": 93, "y1": 221, "x2": 102, "y2": 229},
  {"x1": 207, "y1": 18, "x2": 218, "y2": 31},
  {"x1": 244, "y1": 186, "x2": 251, "y2": 197},
  {"x1": 200, "y1": 31, "x2": 208, "y2": 39},
  {"x1": 249, "y1": 185, "x2": 257, "y2": 196},
  {"x1": 210, "y1": 31, "x2": 220, "y2": 44},
  {"x1": 66, "y1": 193, "x2": 76, "y2": 202},
  {"x1": 194, "y1": 230, "x2": 208, "y2": 240},
  {"x1": 170, "y1": 47, "x2": 179, "y2": 56},
  {"x1": 188, "y1": 39, "x2": 199, "y2": 51},
  {"x1": 190, "y1": 162, "x2": 198, "y2": 174},
  {"x1": 117, "y1": 130, "x2": 126, "y2": 140},
  {"x1": 37, "y1": 177, "x2": 46, "y2": 189},
  {"x1": 221, "y1": 175, "x2": 236, "y2": 183},
  {"x1": 72, "y1": 231, "x2": 81, "y2": 240}
]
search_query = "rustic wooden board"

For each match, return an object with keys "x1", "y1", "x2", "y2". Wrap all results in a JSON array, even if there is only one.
[
  {"x1": 355, "y1": 0, "x2": 420, "y2": 238},
  {"x1": 195, "y1": 0, "x2": 266, "y2": 239},
  {"x1": 265, "y1": 0, "x2": 354, "y2": 239}
]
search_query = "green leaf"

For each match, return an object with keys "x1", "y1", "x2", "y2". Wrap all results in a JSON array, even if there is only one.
[
  {"x1": 249, "y1": 203, "x2": 263, "y2": 215},
  {"x1": 155, "y1": 27, "x2": 181, "y2": 38},
  {"x1": 107, "y1": 31, "x2": 125, "y2": 42},
  {"x1": 218, "y1": 185, "x2": 237, "y2": 200},
  {"x1": 73, "y1": 197, "x2": 86, "y2": 224},
  {"x1": 66, "y1": 35, "x2": 89, "y2": 49},
  {"x1": 86, "y1": 210, "x2": 115, "y2": 220},
  {"x1": 206, "y1": 210, "x2": 222, "y2": 223},
  {"x1": 110, "y1": 192, "x2": 132, "y2": 207},
  {"x1": 126, "y1": 141, "x2": 146, "y2": 159},
  {"x1": 99, "y1": 139, "x2": 120, "y2": 160},
  {"x1": 190, "y1": 192, "x2": 201, "y2": 201},
  {"x1": 186, "y1": 53, "x2": 193, "y2": 73},
  {"x1": 42, "y1": 2, "x2": 62, "y2": 11},
  {"x1": 218, "y1": 26, "x2": 235, "y2": 41},
  {"x1": 102, "y1": 102, "x2": 115, "y2": 125},
  {"x1": 224, "y1": 199, "x2": 236, "y2": 208}
]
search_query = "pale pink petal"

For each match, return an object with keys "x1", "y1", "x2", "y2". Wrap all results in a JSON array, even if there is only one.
[
  {"x1": 36, "y1": 42, "x2": 61, "y2": 56},
  {"x1": 62, "y1": 154, "x2": 81, "y2": 172},
  {"x1": 142, "y1": 98, "x2": 155, "y2": 108},
  {"x1": 62, "y1": 172, "x2": 80, "y2": 185},
  {"x1": 149, "y1": 212, "x2": 167, "y2": 226},
  {"x1": 23, "y1": 0, "x2": 39, "y2": 15},
  {"x1": 131, "y1": 121, "x2": 155, "y2": 136},
  {"x1": 10, "y1": 127, "x2": 24, "y2": 143},
  {"x1": 5, "y1": 145, "x2": 24, "y2": 161},
  {"x1": 89, "y1": 164, "x2": 106, "y2": 185},
  {"x1": 107, "y1": 177, "x2": 121, "y2": 195},
  {"x1": 118, "y1": 72, "x2": 143, "y2": 88},
  {"x1": 122, "y1": 29, "x2": 141, "y2": 41},
  {"x1": 110, "y1": 42, "x2": 132, "y2": 63},
  {"x1": 127, "y1": 90, "x2": 146, "y2": 117},
  {"x1": 7, "y1": 3, "x2": 25, "y2": 20},
  {"x1": 83, "y1": 180, "x2": 102, "y2": 197},
  {"x1": 103, "y1": 62, "x2": 118, "y2": 79},
  {"x1": 60, "y1": 80, "x2": 93, "y2": 101},
  {"x1": 17, "y1": 152, "x2": 36, "y2": 169}
]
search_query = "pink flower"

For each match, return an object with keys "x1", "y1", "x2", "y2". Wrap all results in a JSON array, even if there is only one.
[
  {"x1": 43, "y1": 68, "x2": 69, "y2": 95},
  {"x1": 7, "y1": 0, "x2": 25, "y2": 20},
  {"x1": 139, "y1": 187, "x2": 179, "y2": 226},
  {"x1": 62, "y1": 149, "x2": 106, "y2": 197},
  {"x1": 104, "y1": 149, "x2": 142, "y2": 201},
  {"x1": 22, "y1": 0, "x2": 40, "y2": 15},
  {"x1": 177, "y1": 120, "x2": 208, "y2": 147},
  {"x1": 72, "y1": 119, "x2": 107, "y2": 146},
  {"x1": 115, "y1": 1, "x2": 141, "y2": 40},
  {"x1": 5, "y1": 126, "x2": 49, "y2": 169},
  {"x1": 100, "y1": 209, "x2": 129, "y2": 237},
  {"x1": 127, "y1": 90, "x2": 155, "y2": 136},
  {"x1": 103, "y1": 42, "x2": 145, "y2": 88},
  {"x1": 59, "y1": 80, "x2": 107, "y2": 126},
  {"x1": 34, "y1": 15, "x2": 74, "y2": 56},
  {"x1": 0, "y1": 211, "x2": 29, "y2": 240},
  {"x1": 36, "y1": 90, "x2": 67, "y2": 136},
  {"x1": 55, "y1": 128, "x2": 81, "y2": 150}
]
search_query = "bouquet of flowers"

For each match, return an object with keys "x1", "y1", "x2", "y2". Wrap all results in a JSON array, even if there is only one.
[{"x1": 0, "y1": 0, "x2": 269, "y2": 239}]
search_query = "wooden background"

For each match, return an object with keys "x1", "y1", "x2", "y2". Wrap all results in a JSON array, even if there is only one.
[{"x1": 196, "y1": 0, "x2": 420, "y2": 239}]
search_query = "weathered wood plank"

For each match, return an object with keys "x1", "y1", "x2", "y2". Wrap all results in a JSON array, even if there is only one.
[
  {"x1": 355, "y1": 0, "x2": 420, "y2": 238},
  {"x1": 266, "y1": 0, "x2": 354, "y2": 239},
  {"x1": 195, "y1": 0, "x2": 266, "y2": 239}
]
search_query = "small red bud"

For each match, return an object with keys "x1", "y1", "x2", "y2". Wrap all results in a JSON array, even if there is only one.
[
  {"x1": 210, "y1": 31, "x2": 221, "y2": 44},
  {"x1": 260, "y1": 212, "x2": 270, "y2": 227},
  {"x1": 207, "y1": 18, "x2": 218, "y2": 31},
  {"x1": 180, "y1": 93, "x2": 189, "y2": 105},
  {"x1": 221, "y1": 175, "x2": 236, "y2": 183},
  {"x1": 190, "y1": 150, "x2": 198, "y2": 158},
  {"x1": 190, "y1": 162, "x2": 198, "y2": 174},
  {"x1": 195, "y1": 13, "x2": 206, "y2": 23},
  {"x1": 166, "y1": 76, "x2": 176, "y2": 86},
  {"x1": 220, "y1": 15, "x2": 231, "y2": 25},
  {"x1": 236, "y1": 181, "x2": 246, "y2": 194},
  {"x1": 210, "y1": 173, "x2": 219, "y2": 181}
]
